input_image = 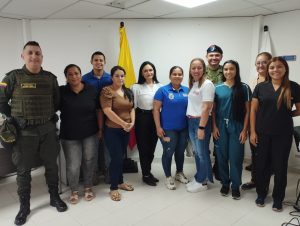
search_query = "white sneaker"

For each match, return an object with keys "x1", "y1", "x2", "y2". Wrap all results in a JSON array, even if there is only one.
[
  {"x1": 165, "y1": 177, "x2": 176, "y2": 190},
  {"x1": 186, "y1": 181, "x2": 208, "y2": 193},
  {"x1": 186, "y1": 178, "x2": 196, "y2": 188},
  {"x1": 175, "y1": 172, "x2": 189, "y2": 184}
]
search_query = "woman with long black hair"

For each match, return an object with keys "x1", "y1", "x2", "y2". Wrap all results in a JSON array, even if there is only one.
[
  {"x1": 131, "y1": 61, "x2": 162, "y2": 186},
  {"x1": 212, "y1": 60, "x2": 251, "y2": 200}
]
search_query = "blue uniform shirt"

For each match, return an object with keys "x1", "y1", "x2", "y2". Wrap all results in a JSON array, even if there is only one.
[
  {"x1": 82, "y1": 70, "x2": 112, "y2": 93},
  {"x1": 214, "y1": 82, "x2": 251, "y2": 121},
  {"x1": 154, "y1": 83, "x2": 189, "y2": 130}
]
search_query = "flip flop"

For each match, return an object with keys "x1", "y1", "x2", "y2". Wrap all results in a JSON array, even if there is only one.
[
  {"x1": 84, "y1": 188, "x2": 95, "y2": 201},
  {"x1": 69, "y1": 191, "x2": 79, "y2": 204},
  {"x1": 109, "y1": 190, "x2": 121, "y2": 201},
  {"x1": 118, "y1": 183, "x2": 134, "y2": 191}
]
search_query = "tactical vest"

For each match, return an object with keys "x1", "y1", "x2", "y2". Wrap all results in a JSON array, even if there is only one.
[{"x1": 10, "y1": 70, "x2": 55, "y2": 124}]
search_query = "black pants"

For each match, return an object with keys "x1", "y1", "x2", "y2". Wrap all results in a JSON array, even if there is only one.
[
  {"x1": 255, "y1": 133, "x2": 292, "y2": 202},
  {"x1": 250, "y1": 142, "x2": 257, "y2": 183},
  {"x1": 12, "y1": 122, "x2": 60, "y2": 195},
  {"x1": 135, "y1": 108, "x2": 158, "y2": 177}
]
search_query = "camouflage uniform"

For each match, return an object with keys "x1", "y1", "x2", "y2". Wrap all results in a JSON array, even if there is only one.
[{"x1": 205, "y1": 65, "x2": 223, "y2": 85}]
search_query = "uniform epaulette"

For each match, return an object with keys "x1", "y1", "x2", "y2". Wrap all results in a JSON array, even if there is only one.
[
  {"x1": 42, "y1": 70, "x2": 57, "y2": 78},
  {"x1": 5, "y1": 69, "x2": 23, "y2": 76}
]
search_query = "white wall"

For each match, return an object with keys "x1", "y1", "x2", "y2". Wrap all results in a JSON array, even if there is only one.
[
  {"x1": 0, "y1": 18, "x2": 23, "y2": 77},
  {"x1": 29, "y1": 18, "x2": 253, "y2": 86}
]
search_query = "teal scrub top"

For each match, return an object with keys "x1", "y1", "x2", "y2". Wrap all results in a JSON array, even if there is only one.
[{"x1": 214, "y1": 82, "x2": 251, "y2": 123}]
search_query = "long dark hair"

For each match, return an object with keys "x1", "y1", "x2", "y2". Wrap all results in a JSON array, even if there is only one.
[
  {"x1": 111, "y1": 66, "x2": 133, "y2": 103},
  {"x1": 137, "y1": 61, "x2": 159, "y2": 84},
  {"x1": 222, "y1": 60, "x2": 246, "y2": 123},
  {"x1": 266, "y1": 57, "x2": 291, "y2": 109}
]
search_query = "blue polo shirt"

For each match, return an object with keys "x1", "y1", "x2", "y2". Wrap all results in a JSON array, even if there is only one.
[
  {"x1": 154, "y1": 83, "x2": 189, "y2": 130},
  {"x1": 82, "y1": 70, "x2": 112, "y2": 93},
  {"x1": 214, "y1": 82, "x2": 251, "y2": 121}
]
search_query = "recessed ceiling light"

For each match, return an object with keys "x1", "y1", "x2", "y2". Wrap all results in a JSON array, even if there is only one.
[{"x1": 164, "y1": 0, "x2": 217, "y2": 8}]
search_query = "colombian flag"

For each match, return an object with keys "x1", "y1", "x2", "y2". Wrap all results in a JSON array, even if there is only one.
[{"x1": 118, "y1": 22, "x2": 136, "y2": 150}]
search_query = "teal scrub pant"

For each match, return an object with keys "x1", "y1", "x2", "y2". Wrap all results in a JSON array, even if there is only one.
[{"x1": 215, "y1": 119, "x2": 244, "y2": 190}]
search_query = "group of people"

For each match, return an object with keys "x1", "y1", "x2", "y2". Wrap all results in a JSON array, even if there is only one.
[{"x1": 0, "y1": 41, "x2": 299, "y2": 226}]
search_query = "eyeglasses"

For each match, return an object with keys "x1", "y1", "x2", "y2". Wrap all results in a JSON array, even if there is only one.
[{"x1": 255, "y1": 61, "x2": 267, "y2": 66}]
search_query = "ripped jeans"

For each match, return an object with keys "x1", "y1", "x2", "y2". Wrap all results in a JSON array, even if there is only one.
[{"x1": 160, "y1": 128, "x2": 188, "y2": 177}]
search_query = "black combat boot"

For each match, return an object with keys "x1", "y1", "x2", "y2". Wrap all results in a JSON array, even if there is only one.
[
  {"x1": 48, "y1": 185, "x2": 68, "y2": 212},
  {"x1": 14, "y1": 192, "x2": 30, "y2": 226}
]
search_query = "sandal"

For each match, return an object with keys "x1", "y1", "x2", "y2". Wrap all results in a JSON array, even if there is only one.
[
  {"x1": 84, "y1": 188, "x2": 95, "y2": 201},
  {"x1": 69, "y1": 191, "x2": 79, "y2": 204},
  {"x1": 118, "y1": 183, "x2": 134, "y2": 191},
  {"x1": 109, "y1": 190, "x2": 121, "y2": 201}
]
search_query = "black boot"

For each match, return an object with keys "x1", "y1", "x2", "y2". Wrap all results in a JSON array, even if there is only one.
[
  {"x1": 14, "y1": 192, "x2": 30, "y2": 226},
  {"x1": 48, "y1": 185, "x2": 68, "y2": 212}
]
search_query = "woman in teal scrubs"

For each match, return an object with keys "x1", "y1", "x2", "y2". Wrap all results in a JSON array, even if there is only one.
[{"x1": 212, "y1": 60, "x2": 251, "y2": 200}]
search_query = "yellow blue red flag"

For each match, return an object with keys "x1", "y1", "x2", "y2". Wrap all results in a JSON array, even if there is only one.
[{"x1": 118, "y1": 22, "x2": 136, "y2": 88}]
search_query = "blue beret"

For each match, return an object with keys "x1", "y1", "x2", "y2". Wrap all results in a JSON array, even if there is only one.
[{"x1": 207, "y1": 45, "x2": 223, "y2": 54}]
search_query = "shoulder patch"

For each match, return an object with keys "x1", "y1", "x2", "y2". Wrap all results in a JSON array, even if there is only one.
[{"x1": 0, "y1": 82, "x2": 7, "y2": 88}]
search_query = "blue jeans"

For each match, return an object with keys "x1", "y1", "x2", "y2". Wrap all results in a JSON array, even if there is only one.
[
  {"x1": 215, "y1": 119, "x2": 244, "y2": 190},
  {"x1": 61, "y1": 134, "x2": 98, "y2": 192},
  {"x1": 160, "y1": 128, "x2": 187, "y2": 177},
  {"x1": 104, "y1": 127, "x2": 129, "y2": 190},
  {"x1": 188, "y1": 117, "x2": 213, "y2": 183}
]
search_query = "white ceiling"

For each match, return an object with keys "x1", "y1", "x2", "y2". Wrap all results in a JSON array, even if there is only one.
[{"x1": 0, "y1": 0, "x2": 299, "y2": 19}]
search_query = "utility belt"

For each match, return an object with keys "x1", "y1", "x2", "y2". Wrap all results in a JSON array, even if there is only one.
[
  {"x1": 26, "y1": 118, "x2": 50, "y2": 126},
  {"x1": 13, "y1": 117, "x2": 53, "y2": 129},
  {"x1": 136, "y1": 108, "x2": 153, "y2": 114}
]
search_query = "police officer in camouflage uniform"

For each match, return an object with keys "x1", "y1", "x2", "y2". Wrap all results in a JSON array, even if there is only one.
[
  {"x1": 0, "y1": 41, "x2": 67, "y2": 226},
  {"x1": 205, "y1": 44, "x2": 223, "y2": 181}
]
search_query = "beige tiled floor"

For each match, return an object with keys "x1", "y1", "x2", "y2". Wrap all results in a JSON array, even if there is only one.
[{"x1": 0, "y1": 159, "x2": 299, "y2": 226}]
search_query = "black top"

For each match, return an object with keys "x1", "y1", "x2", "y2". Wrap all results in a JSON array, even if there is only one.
[
  {"x1": 253, "y1": 80, "x2": 300, "y2": 135},
  {"x1": 59, "y1": 83, "x2": 99, "y2": 140}
]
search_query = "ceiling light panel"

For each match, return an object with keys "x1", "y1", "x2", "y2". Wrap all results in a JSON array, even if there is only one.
[{"x1": 163, "y1": 0, "x2": 217, "y2": 8}]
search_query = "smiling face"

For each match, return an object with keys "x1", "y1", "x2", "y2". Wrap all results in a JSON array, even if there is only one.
[
  {"x1": 255, "y1": 54, "x2": 269, "y2": 75},
  {"x1": 206, "y1": 52, "x2": 222, "y2": 68},
  {"x1": 66, "y1": 66, "x2": 82, "y2": 87},
  {"x1": 170, "y1": 67, "x2": 183, "y2": 87},
  {"x1": 91, "y1": 54, "x2": 105, "y2": 71},
  {"x1": 190, "y1": 59, "x2": 205, "y2": 82},
  {"x1": 268, "y1": 60, "x2": 287, "y2": 82},
  {"x1": 21, "y1": 45, "x2": 43, "y2": 73},
  {"x1": 142, "y1": 64, "x2": 154, "y2": 83},
  {"x1": 223, "y1": 63, "x2": 237, "y2": 82},
  {"x1": 112, "y1": 69, "x2": 125, "y2": 87}
]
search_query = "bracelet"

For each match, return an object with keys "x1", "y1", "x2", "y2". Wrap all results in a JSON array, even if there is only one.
[{"x1": 198, "y1": 126, "x2": 205, "y2": 130}]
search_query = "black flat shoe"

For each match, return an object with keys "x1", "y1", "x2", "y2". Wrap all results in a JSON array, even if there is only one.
[
  {"x1": 241, "y1": 181, "x2": 256, "y2": 190},
  {"x1": 143, "y1": 176, "x2": 157, "y2": 186},
  {"x1": 150, "y1": 173, "x2": 159, "y2": 182}
]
